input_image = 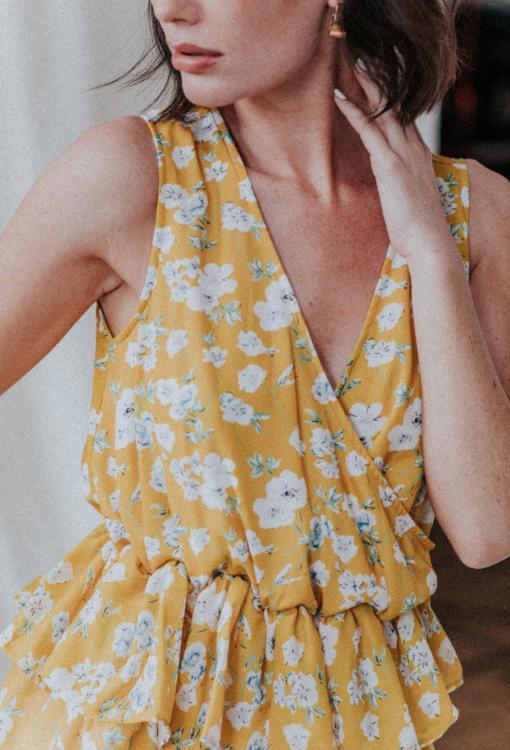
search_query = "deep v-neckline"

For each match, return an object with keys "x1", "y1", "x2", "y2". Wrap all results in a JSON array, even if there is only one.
[{"x1": 217, "y1": 109, "x2": 391, "y2": 395}]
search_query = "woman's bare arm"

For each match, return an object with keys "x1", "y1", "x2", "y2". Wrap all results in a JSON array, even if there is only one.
[
  {"x1": 0, "y1": 116, "x2": 158, "y2": 396},
  {"x1": 335, "y1": 71, "x2": 510, "y2": 569}
]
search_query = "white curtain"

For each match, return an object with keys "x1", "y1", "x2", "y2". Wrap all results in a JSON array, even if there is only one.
[{"x1": 0, "y1": 0, "x2": 441, "y2": 684}]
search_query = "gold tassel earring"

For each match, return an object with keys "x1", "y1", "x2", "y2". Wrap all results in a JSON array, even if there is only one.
[{"x1": 330, "y1": 1, "x2": 346, "y2": 39}]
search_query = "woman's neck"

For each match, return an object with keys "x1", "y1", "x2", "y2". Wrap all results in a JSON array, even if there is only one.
[{"x1": 220, "y1": 48, "x2": 374, "y2": 201}]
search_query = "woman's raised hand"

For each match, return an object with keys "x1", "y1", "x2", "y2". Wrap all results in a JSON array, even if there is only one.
[{"x1": 334, "y1": 65, "x2": 456, "y2": 261}]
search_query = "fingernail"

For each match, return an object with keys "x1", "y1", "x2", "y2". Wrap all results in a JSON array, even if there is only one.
[
  {"x1": 334, "y1": 89, "x2": 347, "y2": 100},
  {"x1": 356, "y1": 58, "x2": 368, "y2": 71}
]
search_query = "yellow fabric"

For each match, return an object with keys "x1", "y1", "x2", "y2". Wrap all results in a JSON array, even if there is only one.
[{"x1": 0, "y1": 109, "x2": 469, "y2": 750}]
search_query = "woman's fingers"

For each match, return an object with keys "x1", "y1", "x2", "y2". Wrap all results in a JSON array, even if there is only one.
[{"x1": 333, "y1": 90, "x2": 396, "y2": 173}]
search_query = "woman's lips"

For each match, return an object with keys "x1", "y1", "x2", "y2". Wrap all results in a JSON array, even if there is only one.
[{"x1": 171, "y1": 44, "x2": 223, "y2": 74}]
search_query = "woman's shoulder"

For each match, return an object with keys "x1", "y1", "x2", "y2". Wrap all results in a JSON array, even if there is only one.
[{"x1": 464, "y1": 158, "x2": 510, "y2": 271}]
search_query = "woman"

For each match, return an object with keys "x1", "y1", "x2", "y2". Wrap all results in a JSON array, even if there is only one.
[{"x1": 1, "y1": 0, "x2": 510, "y2": 748}]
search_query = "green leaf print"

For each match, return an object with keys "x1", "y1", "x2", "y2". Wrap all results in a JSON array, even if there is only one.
[{"x1": 94, "y1": 430, "x2": 111, "y2": 454}]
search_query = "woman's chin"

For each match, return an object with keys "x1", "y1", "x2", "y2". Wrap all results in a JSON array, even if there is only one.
[{"x1": 181, "y1": 79, "x2": 242, "y2": 110}]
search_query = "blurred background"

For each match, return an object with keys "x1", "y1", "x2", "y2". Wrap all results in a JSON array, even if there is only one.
[{"x1": 0, "y1": 1, "x2": 509, "y2": 748}]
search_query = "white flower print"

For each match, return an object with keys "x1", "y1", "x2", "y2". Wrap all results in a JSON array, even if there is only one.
[
  {"x1": 264, "y1": 611, "x2": 277, "y2": 661},
  {"x1": 237, "y1": 330, "x2": 271, "y2": 356},
  {"x1": 358, "y1": 658, "x2": 378, "y2": 693},
  {"x1": 172, "y1": 145, "x2": 195, "y2": 169},
  {"x1": 229, "y1": 540, "x2": 249, "y2": 562},
  {"x1": 18, "y1": 652, "x2": 44, "y2": 681},
  {"x1": 239, "y1": 177, "x2": 256, "y2": 203},
  {"x1": 287, "y1": 672, "x2": 319, "y2": 708},
  {"x1": 427, "y1": 569, "x2": 438, "y2": 594},
  {"x1": 352, "y1": 627, "x2": 361, "y2": 655},
  {"x1": 397, "y1": 612, "x2": 415, "y2": 643},
  {"x1": 221, "y1": 202, "x2": 255, "y2": 232},
  {"x1": 289, "y1": 426, "x2": 305, "y2": 456},
  {"x1": 378, "y1": 485, "x2": 397, "y2": 507},
  {"x1": 409, "y1": 640, "x2": 435, "y2": 676},
  {"x1": 309, "y1": 560, "x2": 330, "y2": 588},
  {"x1": 377, "y1": 302, "x2": 404, "y2": 332},
  {"x1": 387, "y1": 244, "x2": 407, "y2": 269},
  {"x1": 166, "y1": 330, "x2": 188, "y2": 359},
  {"x1": 332, "y1": 534, "x2": 358, "y2": 563},
  {"x1": 200, "y1": 453, "x2": 238, "y2": 511},
  {"x1": 103, "y1": 563, "x2": 126, "y2": 583},
  {"x1": 115, "y1": 388, "x2": 136, "y2": 450},
  {"x1": 205, "y1": 160, "x2": 228, "y2": 182},
  {"x1": 141, "y1": 266, "x2": 157, "y2": 301},
  {"x1": 332, "y1": 714, "x2": 344, "y2": 748},
  {"x1": 461, "y1": 185, "x2": 470, "y2": 207},
  {"x1": 282, "y1": 723, "x2": 311, "y2": 750},
  {"x1": 348, "y1": 403, "x2": 387, "y2": 449},
  {"x1": 126, "y1": 323, "x2": 159, "y2": 372},
  {"x1": 201, "y1": 725, "x2": 222, "y2": 750},
  {"x1": 311, "y1": 372, "x2": 337, "y2": 405},
  {"x1": 254, "y1": 275, "x2": 299, "y2": 332},
  {"x1": 310, "y1": 428, "x2": 334, "y2": 458},
  {"x1": 47, "y1": 561, "x2": 74, "y2": 585},
  {"x1": 253, "y1": 470, "x2": 307, "y2": 528},
  {"x1": 148, "y1": 720, "x2": 171, "y2": 750},
  {"x1": 395, "y1": 515, "x2": 416, "y2": 537},
  {"x1": 360, "y1": 712, "x2": 379, "y2": 740},
  {"x1": 149, "y1": 456, "x2": 167, "y2": 493},
  {"x1": 113, "y1": 622, "x2": 135, "y2": 658},
  {"x1": 108, "y1": 489, "x2": 120, "y2": 513},
  {"x1": 388, "y1": 398, "x2": 422, "y2": 451},
  {"x1": 217, "y1": 603, "x2": 234, "y2": 634},
  {"x1": 186, "y1": 111, "x2": 221, "y2": 141},
  {"x1": 154, "y1": 423, "x2": 176, "y2": 452},
  {"x1": 188, "y1": 528, "x2": 210, "y2": 556},
  {"x1": 186, "y1": 262, "x2": 237, "y2": 314},
  {"x1": 159, "y1": 183, "x2": 188, "y2": 209},
  {"x1": 0, "y1": 623, "x2": 14, "y2": 648},
  {"x1": 180, "y1": 642, "x2": 206, "y2": 681},
  {"x1": 399, "y1": 724, "x2": 420, "y2": 750},
  {"x1": 418, "y1": 691, "x2": 440, "y2": 718},
  {"x1": 79, "y1": 590, "x2": 102, "y2": 625},
  {"x1": 282, "y1": 636, "x2": 304, "y2": 667},
  {"x1": 438, "y1": 636, "x2": 457, "y2": 665},
  {"x1": 174, "y1": 191, "x2": 208, "y2": 225},
  {"x1": 105, "y1": 518, "x2": 130, "y2": 543},
  {"x1": 220, "y1": 392, "x2": 254, "y2": 426},
  {"x1": 342, "y1": 493, "x2": 360, "y2": 518},
  {"x1": 238, "y1": 364, "x2": 267, "y2": 392},
  {"x1": 145, "y1": 564, "x2": 174, "y2": 597},
  {"x1": 153, "y1": 226, "x2": 175, "y2": 254},
  {"x1": 400, "y1": 656, "x2": 416, "y2": 686},
  {"x1": 24, "y1": 585, "x2": 53, "y2": 624},
  {"x1": 88, "y1": 409, "x2": 102, "y2": 435},
  {"x1": 375, "y1": 274, "x2": 400, "y2": 298},
  {"x1": 226, "y1": 701, "x2": 257, "y2": 730},
  {"x1": 175, "y1": 683, "x2": 198, "y2": 712},
  {"x1": 203, "y1": 346, "x2": 228, "y2": 368},
  {"x1": 193, "y1": 583, "x2": 227, "y2": 631},
  {"x1": 0, "y1": 710, "x2": 14, "y2": 746},
  {"x1": 363, "y1": 339, "x2": 397, "y2": 368},
  {"x1": 345, "y1": 450, "x2": 368, "y2": 477},
  {"x1": 247, "y1": 730, "x2": 268, "y2": 750},
  {"x1": 106, "y1": 456, "x2": 127, "y2": 480},
  {"x1": 318, "y1": 622, "x2": 339, "y2": 666}
]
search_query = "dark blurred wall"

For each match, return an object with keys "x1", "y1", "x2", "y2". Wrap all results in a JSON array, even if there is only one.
[{"x1": 442, "y1": 0, "x2": 510, "y2": 178}]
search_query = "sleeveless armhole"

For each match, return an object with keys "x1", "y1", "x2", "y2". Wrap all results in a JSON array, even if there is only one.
[
  {"x1": 432, "y1": 154, "x2": 470, "y2": 278},
  {"x1": 95, "y1": 115, "x2": 170, "y2": 346}
]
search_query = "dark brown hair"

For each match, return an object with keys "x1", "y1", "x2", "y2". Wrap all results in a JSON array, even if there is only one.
[{"x1": 108, "y1": 0, "x2": 460, "y2": 127}]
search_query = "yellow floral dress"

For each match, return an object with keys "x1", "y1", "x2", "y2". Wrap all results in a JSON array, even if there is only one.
[{"x1": 0, "y1": 109, "x2": 469, "y2": 750}]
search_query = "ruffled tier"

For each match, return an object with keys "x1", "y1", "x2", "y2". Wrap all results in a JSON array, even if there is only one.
[{"x1": 1, "y1": 525, "x2": 462, "y2": 749}]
